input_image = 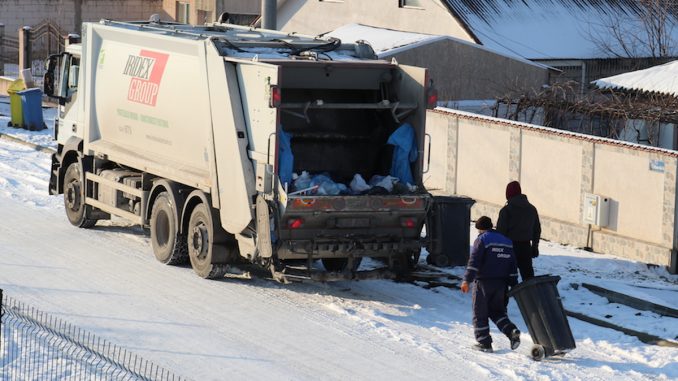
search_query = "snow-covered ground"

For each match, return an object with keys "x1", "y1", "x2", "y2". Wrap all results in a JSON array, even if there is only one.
[{"x1": 0, "y1": 101, "x2": 677, "y2": 380}]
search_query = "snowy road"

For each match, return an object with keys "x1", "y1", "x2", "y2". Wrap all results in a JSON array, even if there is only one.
[{"x1": 0, "y1": 117, "x2": 677, "y2": 380}]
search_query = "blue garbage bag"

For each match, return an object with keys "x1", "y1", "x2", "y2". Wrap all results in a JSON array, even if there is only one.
[
  {"x1": 386, "y1": 123, "x2": 418, "y2": 185},
  {"x1": 278, "y1": 129, "x2": 294, "y2": 187},
  {"x1": 310, "y1": 173, "x2": 347, "y2": 195}
]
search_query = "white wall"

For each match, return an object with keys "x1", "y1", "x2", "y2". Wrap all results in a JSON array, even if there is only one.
[{"x1": 426, "y1": 108, "x2": 677, "y2": 271}]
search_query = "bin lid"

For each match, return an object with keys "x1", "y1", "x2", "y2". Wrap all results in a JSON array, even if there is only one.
[
  {"x1": 17, "y1": 87, "x2": 42, "y2": 95},
  {"x1": 432, "y1": 195, "x2": 476, "y2": 205},
  {"x1": 508, "y1": 275, "x2": 561, "y2": 297},
  {"x1": 7, "y1": 79, "x2": 26, "y2": 94}
]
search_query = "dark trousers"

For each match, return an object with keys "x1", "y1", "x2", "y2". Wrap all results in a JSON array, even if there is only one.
[
  {"x1": 472, "y1": 279, "x2": 517, "y2": 345},
  {"x1": 513, "y1": 241, "x2": 534, "y2": 281}
]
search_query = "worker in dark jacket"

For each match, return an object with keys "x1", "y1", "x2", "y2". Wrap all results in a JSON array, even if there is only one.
[
  {"x1": 460, "y1": 216, "x2": 521, "y2": 353},
  {"x1": 496, "y1": 181, "x2": 541, "y2": 281}
]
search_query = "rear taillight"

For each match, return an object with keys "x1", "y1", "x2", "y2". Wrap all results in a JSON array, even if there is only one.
[
  {"x1": 270, "y1": 85, "x2": 282, "y2": 108},
  {"x1": 400, "y1": 217, "x2": 417, "y2": 228},
  {"x1": 427, "y1": 88, "x2": 438, "y2": 109},
  {"x1": 426, "y1": 76, "x2": 437, "y2": 109},
  {"x1": 287, "y1": 218, "x2": 304, "y2": 229}
]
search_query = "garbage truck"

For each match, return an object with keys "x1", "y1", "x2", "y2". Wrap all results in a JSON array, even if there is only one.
[{"x1": 45, "y1": 17, "x2": 435, "y2": 282}]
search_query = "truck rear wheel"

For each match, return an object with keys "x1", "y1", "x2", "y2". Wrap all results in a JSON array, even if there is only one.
[
  {"x1": 150, "y1": 192, "x2": 187, "y2": 265},
  {"x1": 187, "y1": 203, "x2": 227, "y2": 279},
  {"x1": 63, "y1": 162, "x2": 97, "y2": 228}
]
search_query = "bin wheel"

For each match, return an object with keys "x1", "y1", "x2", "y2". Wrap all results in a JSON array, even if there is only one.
[{"x1": 531, "y1": 344, "x2": 545, "y2": 361}]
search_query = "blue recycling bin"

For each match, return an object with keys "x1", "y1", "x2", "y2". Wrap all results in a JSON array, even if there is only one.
[{"x1": 17, "y1": 88, "x2": 46, "y2": 131}]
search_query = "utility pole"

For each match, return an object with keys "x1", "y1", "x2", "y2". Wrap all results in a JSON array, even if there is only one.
[
  {"x1": 261, "y1": 0, "x2": 276, "y2": 30},
  {"x1": 0, "y1": 23, "x2": 5, "y2": 76},
  {"x1": 18, "y1": 26, "x2": 32, "y2": 71}
]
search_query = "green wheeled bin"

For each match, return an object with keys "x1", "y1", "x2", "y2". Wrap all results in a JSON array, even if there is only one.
[{"x1": 508, "y1": 275, "x2": 576, "y2": 361}]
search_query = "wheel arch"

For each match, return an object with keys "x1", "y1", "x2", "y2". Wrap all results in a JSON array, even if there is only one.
[
  {"x1": 181, "y1": 190, "x2": 211, "y2": 236},
  {"x1": 146, "y1": 179, "x2": 186, "y2": 229},
  {"x1": 57, "y1": 136, "x2": 86, "y2": 194}
]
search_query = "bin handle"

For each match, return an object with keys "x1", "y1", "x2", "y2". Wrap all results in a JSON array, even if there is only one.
[{"x1": 423, "y1": 133, "x2": 432, "y2": 174}]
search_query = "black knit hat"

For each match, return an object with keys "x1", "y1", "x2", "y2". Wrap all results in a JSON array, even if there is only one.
[{"x1": 475, "y1": 216, "x2": 493, "y2": 230}]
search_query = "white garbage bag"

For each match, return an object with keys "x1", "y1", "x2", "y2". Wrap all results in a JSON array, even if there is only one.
[
  {"x1": 350, "y1": 174, "x2": 371, "y2": 193},
  {"x1": 369, "y1": 175, "x2": 398, "y2": 192}
]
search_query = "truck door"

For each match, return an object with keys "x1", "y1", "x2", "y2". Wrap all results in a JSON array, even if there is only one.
[
  {"x1": 395, "y1": 65, "x2": 429, "y2": 185},
  {"x1": 45, "y1": 52, "x2": 83, "y2": 145},
  {"x1": 234, "y1": 62, "x2": 282, "y2": 260},
  {"x1": 206, "y1": 56, "x2": 280, "y2": 237}
]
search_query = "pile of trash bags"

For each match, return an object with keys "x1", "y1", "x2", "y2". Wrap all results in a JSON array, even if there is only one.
[
  {"x1": 290, "y1": 171, "x2": 417, "y2": 196},
  {"x1": 279, "y1": 123, "x2": 420, "y2": 197}
]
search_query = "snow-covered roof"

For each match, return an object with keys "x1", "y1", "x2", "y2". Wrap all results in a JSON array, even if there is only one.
[
  {"x1": 327, "y1": 24, "x2": 446, "y2": 57},
  {"x1": 444, "y1": 0, "x2": 678, "y2": 60},
  {"x1": 593, "y1": 60, "x2": 678, "y2": 96},
  {"x1": 327, "y1": 23, "x2": 549, "y2": 69}
]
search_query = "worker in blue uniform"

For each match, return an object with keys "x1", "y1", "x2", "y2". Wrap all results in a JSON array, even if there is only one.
[{"x1": 460, "y1": 216, "x2": 521, "y2": 353}]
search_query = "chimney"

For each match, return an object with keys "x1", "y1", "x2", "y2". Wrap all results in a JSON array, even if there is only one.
[{"x1": 261, "y1": 0, "x2": 276, "y2": 30}]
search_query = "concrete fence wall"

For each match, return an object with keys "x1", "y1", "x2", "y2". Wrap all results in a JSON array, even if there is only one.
[{"x1": 425, "y1": 108, "x2": 678, "y2": 272}]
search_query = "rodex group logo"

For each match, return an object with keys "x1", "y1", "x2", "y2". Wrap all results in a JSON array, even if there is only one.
[{"x1": 123, "y1": 50, "x2": 169, "y2": 106}]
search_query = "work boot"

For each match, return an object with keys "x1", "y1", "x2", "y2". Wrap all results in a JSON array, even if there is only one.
[
  {"x1": 472, "y1": 342, "x2": 493, "y2": 353},
  {"x1": 509, "y1": 329, "x2": 521, "y2": 350}
]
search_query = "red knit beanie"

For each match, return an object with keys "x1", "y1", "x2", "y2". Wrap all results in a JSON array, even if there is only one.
[{"x1": 506, "y1": 181, "x2": 522, "y2": 200}]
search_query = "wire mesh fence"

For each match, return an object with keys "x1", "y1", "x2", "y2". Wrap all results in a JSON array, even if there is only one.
[{"x1": 0, "y1": 289, "x2": 189, "y2": 381}]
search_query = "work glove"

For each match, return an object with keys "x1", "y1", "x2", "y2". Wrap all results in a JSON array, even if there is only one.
[
  {"x1": 460, "y1": 281, "x2": 470, "y2": 293},
  {"x1": 531, "y1": 244, "x2": 539, "y2": 258}
]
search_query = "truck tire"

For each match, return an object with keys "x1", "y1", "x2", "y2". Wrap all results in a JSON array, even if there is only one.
[
  {"x1": 187, "y1": 203, "x2": 227, "y2": 279},
  {"x1": 63, "y1": 162, "x2": 97, "y2": 228},
  {"x1": 150, "y1": 192, "x2": 187, "y2": 265}
]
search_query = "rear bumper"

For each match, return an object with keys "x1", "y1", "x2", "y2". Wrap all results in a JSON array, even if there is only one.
[
  {"x1": 271, "y1": 265, "x2": 397, "y2": 283},
  {"x1": 276, "y1": 238, "x2": 422, "y2": 260}
]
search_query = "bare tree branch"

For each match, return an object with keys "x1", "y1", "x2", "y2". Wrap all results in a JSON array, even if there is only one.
[{"x1": 586, "y1": 0, "x2": 678, "y2": 58}]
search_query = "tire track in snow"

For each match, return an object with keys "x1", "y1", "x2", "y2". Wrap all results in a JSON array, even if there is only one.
[{"x1": 0, "y1": 201, "x2": 468, "y2": 380}]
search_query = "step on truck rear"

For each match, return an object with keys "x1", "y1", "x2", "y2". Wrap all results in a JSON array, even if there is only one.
[{"x1": 45, "y1": 17, "x2": 435, "y2": 282}]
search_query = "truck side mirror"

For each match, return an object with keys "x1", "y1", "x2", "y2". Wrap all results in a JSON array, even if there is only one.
[
  {"x1": 43, "y1": 53, "x2": 72, "y2": 101},
  {"x1": 43, "y1": 55, "x2": 59, "y2": 97}
]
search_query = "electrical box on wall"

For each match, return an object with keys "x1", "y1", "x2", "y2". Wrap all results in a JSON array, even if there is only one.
[{"x1": 583, "y1": 193, "x2": 610, "y2": 227}]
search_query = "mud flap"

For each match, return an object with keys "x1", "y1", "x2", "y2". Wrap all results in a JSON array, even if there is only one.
[
  {"x1": 210, "y1": 206, "x2": 238, "y2": 264},
  {"x1": 256, "y1": 195, "x2": 273, "y2": 259},
  {"x1": 49, "y1": 153, "x2": 62, "y2": 195}
]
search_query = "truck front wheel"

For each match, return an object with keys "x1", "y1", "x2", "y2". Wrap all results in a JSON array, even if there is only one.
[
  {"x1": 150, "y1": 192, "x2": 187, "y2": 265},
  {"x1": 63, "y1": 162, "x2": 97, "y2": 228},
  {"x1": 187, "y1": 203, "x2": 227, "y2": 279}
]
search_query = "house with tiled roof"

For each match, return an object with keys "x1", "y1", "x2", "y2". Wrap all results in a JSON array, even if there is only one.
[{"x1": 276, "y1": 0, "x2": 678, "y2": 93}]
